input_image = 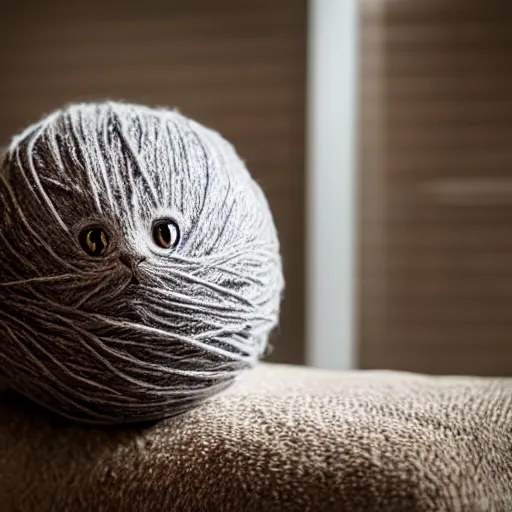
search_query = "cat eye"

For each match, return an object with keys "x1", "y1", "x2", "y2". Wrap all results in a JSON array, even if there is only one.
[
  {"x1": 79, "y1": 227, "x2": 109, "y2": 257},
  {"x1": 152, "y1": 219, "x2": 180, "y2": 249}
]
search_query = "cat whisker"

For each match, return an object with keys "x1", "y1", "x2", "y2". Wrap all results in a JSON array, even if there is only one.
[
  {"x1": 0, "y1": 274, "x2": 76, "y2": 287},
  {"x1": 141, "y1": 286, "x2": 267, "y2": 322},
  {"x1": 90, "y1": 313, "x2": 251, "y2": 363},
  {"x1": 73, "y1": 270, "x2": 134, "y2": 309},
  {"x1": 73, "y1": 278, "x2": 114, "y2": 309}
]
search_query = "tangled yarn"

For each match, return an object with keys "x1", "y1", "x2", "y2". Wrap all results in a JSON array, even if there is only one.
[{"x1": 0, "y1": 102, "x2": 283, "y2": 424}]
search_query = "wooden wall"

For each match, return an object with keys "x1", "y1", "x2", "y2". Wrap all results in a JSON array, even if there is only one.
[{"x1": 358, "y1": 0, "x2": 512, "y2": 375}]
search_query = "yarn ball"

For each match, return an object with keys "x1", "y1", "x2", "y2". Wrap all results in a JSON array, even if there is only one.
[{"x1": 0, "y1": 102, "x2": 283, "y2": 424}]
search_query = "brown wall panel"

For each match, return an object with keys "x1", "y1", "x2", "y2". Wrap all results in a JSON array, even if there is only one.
[{"x1": 358, "y1": 0, "x2": 512, "y2": 376}]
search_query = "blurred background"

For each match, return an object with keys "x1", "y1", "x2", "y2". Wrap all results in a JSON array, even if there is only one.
[{"x1": 1, "y1": 0, "x2": 511, "y2": 376}]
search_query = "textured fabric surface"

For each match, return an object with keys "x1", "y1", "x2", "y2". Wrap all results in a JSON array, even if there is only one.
[{"x1": 0, "y1": 363, "x2": 511, "y2": 512}]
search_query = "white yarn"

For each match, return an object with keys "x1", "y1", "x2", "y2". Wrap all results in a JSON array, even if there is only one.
[{"x1": 0, "y1": 102, "x2": 283, "y2": 424}]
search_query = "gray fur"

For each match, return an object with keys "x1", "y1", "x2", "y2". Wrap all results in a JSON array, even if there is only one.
[{"x1": 0, "y1": 102, "x2": 283, "y2": 424}]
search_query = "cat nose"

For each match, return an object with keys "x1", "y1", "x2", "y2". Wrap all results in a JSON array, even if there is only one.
[
  {"x1": 119, "y1": 252, "x2": 132, "y2": 269},
  {"x1": 119, "y1": 252, "x2": 146, "y2": 269}
]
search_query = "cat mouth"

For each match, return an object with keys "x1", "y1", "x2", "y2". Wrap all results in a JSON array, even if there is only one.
[{"x1": 119, "y1": 253, "x2": 145, "y2": 287}]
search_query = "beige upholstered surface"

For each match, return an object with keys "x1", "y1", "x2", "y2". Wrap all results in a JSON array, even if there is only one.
[{"x1": 0, "y1": 363, "x2": 511, "y2": 511}]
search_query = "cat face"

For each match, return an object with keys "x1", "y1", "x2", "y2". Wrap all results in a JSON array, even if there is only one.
[{"x1": 0, "y1": 102, "x2": 283, "y2": 423}]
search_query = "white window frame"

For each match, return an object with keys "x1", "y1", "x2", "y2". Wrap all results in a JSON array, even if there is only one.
[{"x1": 306, "y1": 0, "x2": 359, "y2": 370}]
